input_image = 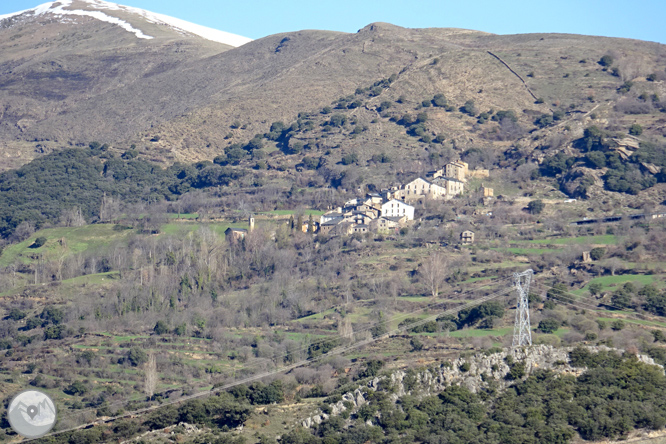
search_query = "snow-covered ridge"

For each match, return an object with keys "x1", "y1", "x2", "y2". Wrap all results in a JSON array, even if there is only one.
[{"x1": 0, "y1": 0, "x2": 252, "y2": 47}]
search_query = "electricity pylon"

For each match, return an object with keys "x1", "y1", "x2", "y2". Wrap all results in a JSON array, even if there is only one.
[{"x1": 512, "y1": 269, "x2": 534, "y2": 347}]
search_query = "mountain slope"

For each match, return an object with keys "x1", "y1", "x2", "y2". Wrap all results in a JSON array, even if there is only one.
[
  {"x1": 0, "y1": 3, "x2": 665, "y2": 176},
  {"x1": 0, "y1": 0, "x2": 248, "y2": 169}
]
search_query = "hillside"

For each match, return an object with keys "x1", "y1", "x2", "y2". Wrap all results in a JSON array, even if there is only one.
[
  {"x1": 1, "y1": 6, "x2": 665, "y2": 178},
  {"x1": 0, "y1": 0, "x2": 243, "y2": 169},
  {"x1": 3, "y1": 4, "x2": 666, "y2": 443}
]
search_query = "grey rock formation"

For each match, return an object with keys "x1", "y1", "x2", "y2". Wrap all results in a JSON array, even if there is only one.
[{"x1": 301, "y1": 345, "x2": 661, "y2": 428}]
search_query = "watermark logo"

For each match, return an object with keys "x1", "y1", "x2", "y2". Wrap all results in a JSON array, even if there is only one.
[{"x1": 7, "y1": 390, "x2": 57, "y2": 438}]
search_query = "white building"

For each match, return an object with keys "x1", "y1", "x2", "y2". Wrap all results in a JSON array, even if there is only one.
[
  {"x1": 432, "y1": 177, "x2": 465, "y2": 197},
  {"x1": 381, "y1": 199, "x2": 415, "y2": 220},
  {"x1": 398, "y1": 177, "x2": 448, "y2": 200}
]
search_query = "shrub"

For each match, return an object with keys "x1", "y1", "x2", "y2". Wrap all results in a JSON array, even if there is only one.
[
  {"x1": 341, "y1": 153, "x2": 358, "y2": 165},
  {"x1": 288, "y1": 141, "x2": 304, "y2": 155},
  {"x1": 64, "y1": 381, "x2": 87, "y2": 396},
  {"x1": 534, "y1": 114, "x2": 553, "y2": 128},
  {"x1": 492, "y1": 110, "x2": 518, "y2": 122},
  {"x1": 652, "y1": 330, "x2": 666, "y2": 343},
  {"x1": 30, "y1": 237, "x2": 47, "y2": 248},
  {"x1": 43, "y1": 325, "x2": 66, "y2": 340},
  {"x1": 585, "y1": 331, "x2": 598, "y2": 341},
  {"x1": 611, "y1": 290, "x2": 632, "y2": 309},
  {"x1": 249, "y1": 381, "x2": 284, "y2": 405},
  {"x1": 537, "y1": 319, "x2": 560, "y2": 334},
  {"x1": 617, "y1": 81, "x2": 633, "y2": 94},
  {"x1": 505, "y1": 361, "x2": 526, "y2": 380},
  {"x1": 645, "y1": 291, "x2": 666, "y2": 316},
  {"x1": 154, "y1": 320, "x2": 169, "y2": 335},
  {"x1": 432, "y1": 94, "x2": 447, "y2": 107},
  {"x1": 629, "y1": 124, "x2": 643, "y2": 136},
  {"x1": 460, "y1": 100, "x2": 477, "y2": 116},
  {"x1": 410, "y1": 337, "x2": 424, "y2": 352},
  {"x1": 174, "y1": 323, "x2": 187, "y2": 336},
  {"x1": 588, "y1": 282, "x2": 603, "y2": 295},
  {"x1": 589, "y1": 248, "x2": 606, "y2": 261},
  {"x1": 527, "y1": 200, "x2": 544, "y2": 215},
  {"x1": 585, "y1": 151, "x2": 606, "y2": 168},
  {"x1": 371, "y1": 153, "x2": 391, "y2": 163},
  {"x1": 599, "y1": 54, "x2": 614, "y2": 67},
  {"x1": 301, "y1": 157, "x2": 318, "y2": 170},
  {"x1": 7, "y1": 309, "x2": 26, "y2": 321},
  {"x1": 348, "y1": 99, "x2": 363, "y2": 109},
  {"x1": 328, "y1": 114, "x2": 347, "y2": 127},
  {"x1": 357, "y1": 359, "x2": 384, "y2": 379},
  {"x1": 41, "y1": 307, "x2": 64, "y2": 325},
  {"x1": 127, "y1": 347, "x2": 148, "y2": 366},
  {"x1": 543, "y1": 152, "x2": 577, "y2": 176},
  {"x1": 611, "y1": 320, "x2": 625, "y2": 331}
]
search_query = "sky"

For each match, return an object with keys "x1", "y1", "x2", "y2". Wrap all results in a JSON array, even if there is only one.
[{"x1": 1, "y1": 0, "x2": 665, "y2": 44}]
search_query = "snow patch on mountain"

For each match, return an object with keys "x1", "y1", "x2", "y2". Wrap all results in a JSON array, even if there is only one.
[
  {"x1": 0, "y1": 0, "x2": 252, "y2": 47},
  {"x1": 0, "y1": 0, "x2": 153, "y2": 39}
]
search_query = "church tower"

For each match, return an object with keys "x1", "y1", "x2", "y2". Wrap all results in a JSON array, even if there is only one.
[{"x1": 249, "y1": 214, "x2": 255, "y2": 232}]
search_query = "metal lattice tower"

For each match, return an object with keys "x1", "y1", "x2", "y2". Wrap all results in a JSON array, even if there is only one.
[{"x1": 512, "y1": 269, "x2": 534, "y2": 347}]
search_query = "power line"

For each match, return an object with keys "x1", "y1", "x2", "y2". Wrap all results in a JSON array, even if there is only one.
[
  {"x1": 55, "y1": 277, "x2": 508, "y2": 422},
  {"x1": 512, "y1": 269, "x2": 533, "y2": 347},
  {"x1": 533, "y1": 282, "x2": 666, "y2": 329},
  {"x1": 32, "y1": 279, "x2": 512, "y2": 442}
]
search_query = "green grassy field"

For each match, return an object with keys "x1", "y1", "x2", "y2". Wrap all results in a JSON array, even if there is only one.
[
  {"x1": 160, "y1": 221, "x2": 249, "y2": 238},
  {"x1": 0, "y1": 224, "x2": 134, "y2": 267},
  {"x1": 498, "y1": 247, "x2": 560, "y2": 255},
  {"x1": 258, "y1": 209, "x2": 325, "y2": 216},
  {"x1": 530, "y1": 234, "x2": 618, "y2": 245},
  {"x1": 573, "y1": 274, "x2": 657, "y2": 295},
  {"x1": 467, "y1": 261, "x2": 528, "y2": 272},
  {"x1": 461, "y1": 275, "x2": 498, "y2": 284},
  {"x1": 596, "y1": 316, "x2": 666, "y2": 328},
  {"x1": 167, "y1": 213, "x2": 199, "y2": 219},
  {"x1": 447, "y1": 327, "x2": 513, "y2": 338}
]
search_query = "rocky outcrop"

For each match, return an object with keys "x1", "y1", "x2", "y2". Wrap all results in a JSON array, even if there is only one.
[{"x1": 302, "y1": 345, "x2": 660, "y2": 428}]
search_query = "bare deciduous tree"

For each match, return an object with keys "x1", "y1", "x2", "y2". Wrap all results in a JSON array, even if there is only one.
[
  {"x1": 420, "y1": 251, "x2": 448, "y2": 298},
  {"x1": 60, "y1": 207, "x2": 86, "y2": 227},
  {"x1": 338, "y1": 316, "x2": 353, "y2": 343},
  {"x1": 99, "y1": 193, "x2": 121, "y2": 223},
  {"x1": 144, "y1": 352, "x2": 157, "y2": 399}
]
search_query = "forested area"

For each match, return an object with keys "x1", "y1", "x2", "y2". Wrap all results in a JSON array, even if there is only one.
[
  {"x1": 0, "y1": 144, "x2": 246, "y2": 238},
  {"x1": 538, "y1": 126, "x2": 666, "y2": 196},
  {"x1": 279, "y1": 349, "x2": 666, "y2": 444}
]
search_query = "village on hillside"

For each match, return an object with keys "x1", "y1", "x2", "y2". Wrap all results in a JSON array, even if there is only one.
[
  {"x1": 315, "y1": 159, "x2": 493, "y2": 236},
  {"x1": 226, "y1": 160, "x2": 491, "y2": 242}
]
